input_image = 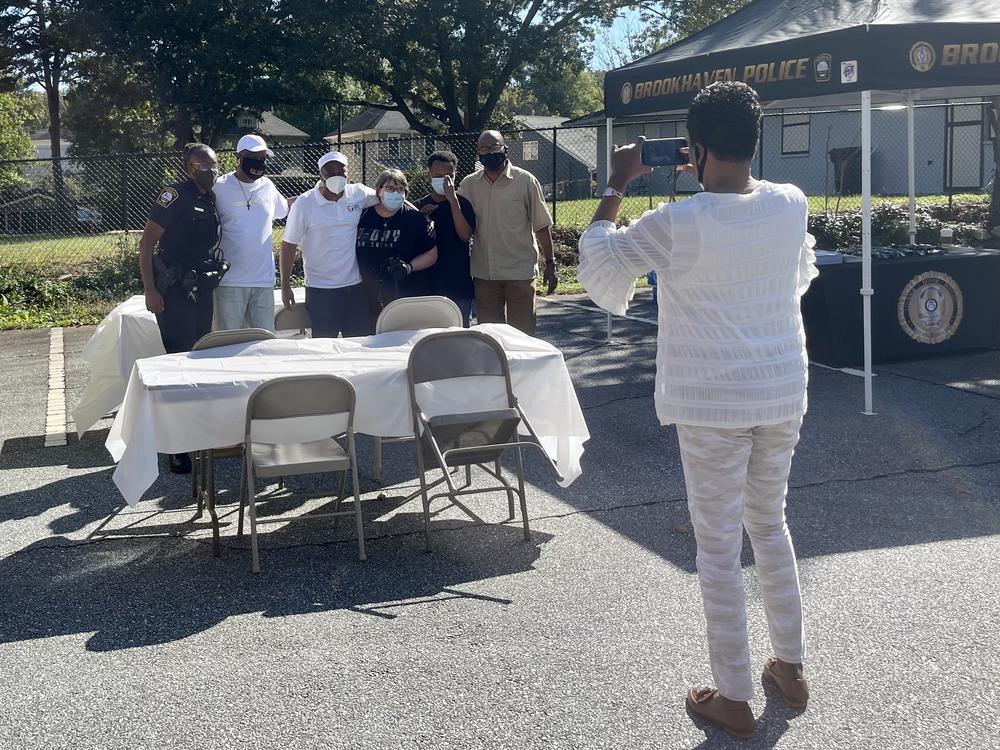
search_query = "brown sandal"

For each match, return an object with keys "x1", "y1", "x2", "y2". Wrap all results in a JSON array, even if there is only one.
[
  {"x1": 685, "y1": 687, "x2": 756, "y2": 739},
  {"x1": 762, "y1": 658, "x2": 809, "y2": 708}
]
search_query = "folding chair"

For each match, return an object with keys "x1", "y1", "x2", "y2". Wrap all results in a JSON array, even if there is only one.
[
  {"x1": 373, "y1": 296, "x2": 464, "y2": 482},
  {"x1": 190, "y1": 328, "x2": 276, "y2": 553},
  {"x1": 375, "y1": 295, "x2": 463, "y2": 335},
  {"x1": 406, "y1": 330, "x2": 564, "y2": 551},
  {"x1": 275, "y1": 305, "x2": 311, "y2": 337},
  {"x1": 237, "y1": 374, "x2": 366, "y2": 573}
]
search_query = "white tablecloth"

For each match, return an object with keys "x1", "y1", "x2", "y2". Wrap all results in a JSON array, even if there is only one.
[
  {"x1": 72, "y1": 288, "x2": 306, "y2": 435},
  {"x1": 106, "y1": 324, "x2": 589, "y2": 506}
]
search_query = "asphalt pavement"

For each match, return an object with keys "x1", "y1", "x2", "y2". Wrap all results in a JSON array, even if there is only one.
[{"x1": 0, "y1": 291, "x2": 997, "y2": 750}]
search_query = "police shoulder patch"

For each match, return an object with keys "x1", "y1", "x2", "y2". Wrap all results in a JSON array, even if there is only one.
[{"x1": 156, "y1": 187, "x2": 179, "y2": 208}]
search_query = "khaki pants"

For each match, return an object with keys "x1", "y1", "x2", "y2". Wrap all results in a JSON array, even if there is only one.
[
  {"x1": 474, "y1": 278, "x2": 536, "y2": 335},
  {"x1": 676, "y1": 418, "x2": 806, "y2": 702}
]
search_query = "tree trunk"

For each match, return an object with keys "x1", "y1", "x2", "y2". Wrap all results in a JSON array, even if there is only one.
[
  {"x1": 988, "y1": 97, "x2": 1000, "y2": 240},
  {"x1": 45, "y1": 73, "x2": 70, "y2": 230}
]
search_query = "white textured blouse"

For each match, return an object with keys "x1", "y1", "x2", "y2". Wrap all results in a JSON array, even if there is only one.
[{"x1": 578, "y1": 181, "x2": 819, "y2": 428}]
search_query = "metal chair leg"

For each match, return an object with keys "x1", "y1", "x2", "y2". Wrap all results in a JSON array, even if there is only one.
[
  {"x1": 332, "y1": 470, "x2": 346, "y2": 530},
  {"x1": 499, "y1": 458, "x2": 515, "y2": 520},
  {"x1": 246, "y1": 462, "x2": 261, "y2": 573},
  {"x1": 191, "y1": 452, "x2": 199, "y2": 499},
  {"x1": 349, "y1": 441, "x2": 366, "y2": 561},
  {"x1": 514, "y1": 444, "x2": 530, "y2": 541},
  {"x1": 237, "y1": 456, "x2": 247, "y2": 538},
  {"x1": 415, "y1": 443, "x2": 432, "y2": 552},
  {"x1": 207, "y1": 450, "x2": 221, "y2": 557}
]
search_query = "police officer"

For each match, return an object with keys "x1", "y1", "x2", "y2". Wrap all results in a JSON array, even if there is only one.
[{"x1": 138, "y1": 142, "x2": 224, "y2": 473}]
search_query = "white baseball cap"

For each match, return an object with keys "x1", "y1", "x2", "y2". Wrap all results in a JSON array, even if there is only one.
[
  {"x1": 236, "y1": 134, "x2": 274, "y2": 157},
  {"x1": 317, "y1": 151, "x2": 349, "y2": 172}
]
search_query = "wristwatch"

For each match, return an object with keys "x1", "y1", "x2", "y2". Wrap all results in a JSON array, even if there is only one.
[{"x1": 602, "y1": 187, "x2": 625, "y2": 199}]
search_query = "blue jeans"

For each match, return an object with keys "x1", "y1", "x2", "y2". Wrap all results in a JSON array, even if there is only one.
[
  {"x1": 305, "y1": 284, "x2": 370, "y2": 338},
  {"x1": 453, "y1": 297, "x2": 473, "y2": 327}
]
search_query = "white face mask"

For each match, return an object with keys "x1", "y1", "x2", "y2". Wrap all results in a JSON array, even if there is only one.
[
  {"x1": 430, "y1": 177, "x2": 446, "y2": 194},
  {"x1": 325, "y1": 175, "x2": 347, "y2": 193}
]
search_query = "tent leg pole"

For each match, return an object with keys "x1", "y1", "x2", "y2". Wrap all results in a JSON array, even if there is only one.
[
  {"x1": 861, "y1": 90, "x2": 875, "y2": 416},
  {"x1": 906, "y1": 94, "x2": 917, "y2": 245},
  {"x1": 605, "y1": 117, "x2": 613, "y2": 188}
]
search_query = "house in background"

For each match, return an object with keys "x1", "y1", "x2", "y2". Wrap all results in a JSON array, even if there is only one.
[
  {"x1": 507, "y1": 115, "x2": 597, "y2": 200},
  {"x1": 223, "y1": 111, "x2": 315, "y2": 176},
  {"x1": 568, "y1": 99, "x2": 996, "y2": 199},
  {"x1": 324, "y1": 108, "x2": 428, "y2": 181}
]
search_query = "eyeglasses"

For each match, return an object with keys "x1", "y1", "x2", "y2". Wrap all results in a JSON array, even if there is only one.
[
  {"x1": 381, "y1": 184, "x2": 405, "y2": 193},
  {"x1": 192, "y1": 163, "x2": 219, "y2": 174},
  {"x1": 476, "y1": 144, "x2": 505, "y2": 155}
]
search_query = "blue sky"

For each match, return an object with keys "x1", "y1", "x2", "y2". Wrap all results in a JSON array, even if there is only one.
[{"x1": 589, "y1": 8, "x2": 645, "y2": 70}]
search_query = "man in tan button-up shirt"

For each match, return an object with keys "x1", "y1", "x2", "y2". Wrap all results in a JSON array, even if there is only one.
[{"x1": 458, "y1": 130, "x2": 557, "y2": 335}]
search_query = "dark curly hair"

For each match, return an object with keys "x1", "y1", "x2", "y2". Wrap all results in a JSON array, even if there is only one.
[{"x1": 686, "y1": 82, "x2": 762, "y2": 162}]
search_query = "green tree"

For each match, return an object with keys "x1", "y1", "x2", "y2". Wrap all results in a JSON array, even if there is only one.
[
  {"x1": 0, "y1": 92, "x2": 36, "y2": 189},
  {"x1": 283, "y1": 0, "x2": 630, "y2": 135},
  {"x1": 14, "y1": 88, "x2": 49, "y2": 133},
  {"x1": 80, "y1": 0, "x2": 288, "y2": 147},
  {"x1": 63, "y1": 56, "x2": 172, "y2": 155},
  {"x1": 1, "y1": 1, "x2": 89, "y2": 169}
]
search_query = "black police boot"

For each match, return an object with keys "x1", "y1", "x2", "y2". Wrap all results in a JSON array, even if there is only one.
[{"x1": 169, "y1": 453, "x2": 192, "y2": 474}]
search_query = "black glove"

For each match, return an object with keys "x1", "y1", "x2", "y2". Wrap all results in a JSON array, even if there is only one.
[{"x1": 386, "y1": 257, "x2": 412, "y2": 281}]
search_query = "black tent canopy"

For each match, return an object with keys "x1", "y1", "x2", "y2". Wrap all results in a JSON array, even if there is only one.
[
  {"x1": 601, "y1": 0, "x2": 1000, "y2": 415},
  {"x1": 604, "y1": 0, "x2": 1000, "y2": 117}
]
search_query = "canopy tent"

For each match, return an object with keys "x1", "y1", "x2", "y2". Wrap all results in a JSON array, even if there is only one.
[{"x1": 602, "y1": 0, "x2": 1000, "y2": 414}]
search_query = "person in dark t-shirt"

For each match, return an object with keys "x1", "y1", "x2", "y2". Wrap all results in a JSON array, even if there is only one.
[
  {"x1": 416, "y1": 150, "x2": 477, "y2": 326},
  {"x1": 356, "y1": 169, "x2": 437, "y2": 328}
]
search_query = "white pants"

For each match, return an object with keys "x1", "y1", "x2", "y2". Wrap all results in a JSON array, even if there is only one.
[
  {"x1": 213, "y1": 286, "x2": 275, "y2": 332},
  {"x1": 676, "y1": 418, "x2": 806, "y2": 702}
]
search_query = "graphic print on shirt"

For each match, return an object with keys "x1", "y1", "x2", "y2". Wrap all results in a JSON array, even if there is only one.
[{"x1": 357, "y1": 228, "x2": 402, "y2": 250}]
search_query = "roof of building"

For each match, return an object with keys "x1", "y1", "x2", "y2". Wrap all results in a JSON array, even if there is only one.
[
  {"x1": 329, "y1": 108, "x2": 415, "y2": 138},
  {"x1": 254, "y1": 111, "x2": 309, "y2": 139},
  {"x1": 514, "y1": 115, "x2": 597, "y2": 171}
]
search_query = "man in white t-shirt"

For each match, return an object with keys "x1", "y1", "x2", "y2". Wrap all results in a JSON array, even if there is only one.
[
  {"x1": 213, "y1": 134, "x2": 292, "y2": 331},
  {"x1": 279, "y1": 151, "x2": 379, "y2": 337}
]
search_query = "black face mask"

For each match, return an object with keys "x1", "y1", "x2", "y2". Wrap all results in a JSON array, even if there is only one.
[
  {"x1": 192, "y1": 169, "x2": 217, "y2": 190},
  {"x1": 240, "y1": 156, "x2": 267, "y2": 180},
  {"x1": 479, "y1": 150, "x2": 506, "y2": 172}
]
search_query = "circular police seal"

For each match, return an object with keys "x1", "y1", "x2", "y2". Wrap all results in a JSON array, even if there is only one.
[
  {"x1": 814, "y1": 53, "x2": 832, "y2": 82},
  {"x1": 620, "y1": 82, "x2": 633, "y2": 105},
  {"x1": 897, "y1": 271, "x2": 963, "y2": 344},
  {"x1": 909, "y1": 42, "x2": 936, "y2": 72}
]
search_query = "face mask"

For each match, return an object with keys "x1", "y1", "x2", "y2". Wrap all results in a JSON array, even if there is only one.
[
  {"x1": 381, "y1": 191, "x2": 405, "y2": 211},
  {"x1": 325, "y1": 175, "x2": 347, "y2": 193},
  {"x1": 479, "y1": 151, "x2": 506, "y2": 171},
  {"x1": 430, "y1": 177, "x2": 446, "y2": 194},
  {"x1": 240, "y1": 156, "x2": 267, "y2": 180},
  {"x1": 192, "y1": 167, "x2": 217, "y2": 190}
]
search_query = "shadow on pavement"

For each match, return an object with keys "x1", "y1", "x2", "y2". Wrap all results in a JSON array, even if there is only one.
[{"x1": 0, "y1": 516, "x2": 553, "y2": 652}]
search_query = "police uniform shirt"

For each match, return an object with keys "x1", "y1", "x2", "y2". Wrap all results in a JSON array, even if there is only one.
[{"x1": 149, "y1": 179, "x2": 220, "y2": 269}]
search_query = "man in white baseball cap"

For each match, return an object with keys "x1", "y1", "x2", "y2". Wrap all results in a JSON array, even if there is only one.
[
  {"x1": 279, "y1": 150, "x2": 381, "y2": 337},
  {"x1": 212, "y1": 133, "x2": 293, "y2": 331}
]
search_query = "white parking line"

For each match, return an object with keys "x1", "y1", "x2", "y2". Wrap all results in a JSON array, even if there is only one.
[{"x1": 44, "y1": 327, "x2": 67, "y2": 447}]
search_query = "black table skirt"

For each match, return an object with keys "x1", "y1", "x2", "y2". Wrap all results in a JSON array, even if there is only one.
[{"x1": 801, "y1": 249, "x2": 1000, "y2": 367}]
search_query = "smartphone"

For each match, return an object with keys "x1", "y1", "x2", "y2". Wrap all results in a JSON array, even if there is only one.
[{"x1": 641, "y1": 137, "x2": 688, "y2": 168}]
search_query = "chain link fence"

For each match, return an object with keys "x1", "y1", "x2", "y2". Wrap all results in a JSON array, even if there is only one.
[{"x1": 0, "y1": 101, "x2": 995, "y2": 280}]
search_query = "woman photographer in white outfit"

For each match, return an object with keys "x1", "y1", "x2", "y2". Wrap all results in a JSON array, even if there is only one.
[{"x1": 578, "y1": 82, "x2": 818, "y2": 740}]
